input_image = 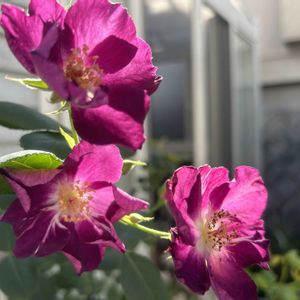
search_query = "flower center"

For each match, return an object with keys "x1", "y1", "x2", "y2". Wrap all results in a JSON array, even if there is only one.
[
  {"x1": 56, "y1": 179, "x2": 94, "y2": 223},
  {"x1": 203, "y1": 209, "x2": 239, "y2": 252},
  {"x1": 64, "y1": 44, "x2": 103, "y2": 91}
]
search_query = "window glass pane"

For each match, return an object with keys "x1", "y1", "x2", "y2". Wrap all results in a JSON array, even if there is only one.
[
  {"x1": 232, "y1": 34, "x2": 256, "y2": 165},
  {"x1": 144, "y1": 0, "x2": 192, "y2": 146},
  {"x1": 151, "y1": 62, "x2": 186, "y2": 140},
  {"x1": 204, "y1": 9, "x2": 232, "y2": 168}
]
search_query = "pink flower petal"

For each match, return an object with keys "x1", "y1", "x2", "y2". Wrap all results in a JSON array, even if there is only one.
[
  {"x1": 227, "y1": 239, "x2": 270, "y2": 270},
  {"x1": 208, "y1": 253, "x2": 258, "y2": 300},
  {"x1": 14, "y1": 210, "x2": 68, "y2": 257},
  {"x1": 110, "y1": 186, "x2": 149, "y2": 222},
  {"x1": 165, "y1": 166, "x2": 202, "y2": 245},
  {"x1": 6, "y1": 169, "x2": 61, "y2": 187},
  {"x1": 72, "y1": 87, "x2": 150, "y2": 150},
  {"x1": 221, "y1": 166, "x2": 268, "y2": 223},
  {"x1": 198, "y1": 165, "x2": 229, "y2": 212},
  {"x1": 170, "y1": 237, "x2": 211, "y2": 295},
  {"x1": 1, "y1": 4, "x2": 43, "y2": 73},
  {"x1": 5, "y1": 177, "x2": 31, "y2": 212},
  {"x1": 29, "y1": 0, "x2": 66, "y2": 23},
  {"x1": 62, "y1": 224, "x2": 106, "y2": 274},
  {"x1": 64, "y1": 141, "x2": 123, "y2": 183},
  {"x1": 103, "y1": 38, "x2": 161, "y2": 95},
  {"x1": 89, "y1": 184, "x2": 148, "y2": 223},
  {"x1": 75, "y1": 217, "x2": 125, "y2": 252},
  {"x1": 91, "y1": 35, "x2": 137, "y2": 74},
  {"x1": 64, "y1": 0, "x2": 136, "y2": 50}
]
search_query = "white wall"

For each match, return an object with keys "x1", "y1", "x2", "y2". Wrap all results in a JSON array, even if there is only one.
[{"x1": 242, "y1": 0, "x2": 300, "y2": 85}]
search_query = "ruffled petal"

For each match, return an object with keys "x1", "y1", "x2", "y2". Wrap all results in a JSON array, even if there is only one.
[
  {"x1": 103, "y1": 38, "x2": 161, "y2": 95},
  {"x1": 13, "y1": 210, "x2": 62, "y2": 257},
  {"x1": 64, "y1": 0, "x2": 136, "y2": 50},
  {"x1": 170, "y1": 237, "x2": 211, "y2": 295},
  {"x1": 72, "y1": 86, "x2": 150, "y2": 150},
  {"x1": 227, "y1": 239, "x2": 270, "y2": 270},
  {"x1": 165, "y1": 166, "x2": 201, "y2": 245},
  {"x1": 6, "y1": 169, "x2": 61, "y2": 187},
  {"x1": 89, "y1": 184, "x2": 148, "y2": 222},
  {"x1": 62, "y1": 224, "x2": 106, "y2": 274},
  {"x1": 91, "y1": 35, "x2": 137, "y2": 74},
  {"x1": 35, "y1": 221, "x2": 69, "y2": 257},
  {"x1": 198, "y1": 165, "x2": 229, "y2": 212},
  {"x1": 31, "y1": 24, "x2": 108, "y2": 108},
  {"x1": 0, "y1": 4, "x2": 43, "y2": 73},
  {"x1": 221, "y1": 166, "x2": 268, "y2": 223},
  {"x1": 75, "y1": 217, "x2": 125, "y2": 252},
  {"x1": 5, "y1": 177, "x2": 31, "y2": 212},
  {"x1": 64, "y1": 141, "x2": 123, "y2": 183},
  {"x1": 208, "y1": 253, "x2": 258, "y2": 300},
  {"x1": 109, "y1": 186, "x2": 148, "y2": 222},
  {"x1": 0, "y1": 198, "x2": 25, "y2": 224},
  {"x1": 30, "y1": 24, "x2": 85, "y2": 97},
  {"x1": 29, "y1": 0, "x2": 66, "y2": 23},
  {"x1": 167, "y1": 166, "x2": 204, "y2": 220}
]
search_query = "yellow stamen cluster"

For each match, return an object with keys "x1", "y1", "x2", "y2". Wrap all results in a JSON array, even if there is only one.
[
  {"x1": 57, "y1": 180, "x2": 94, "y2": 223},
  {"x1": 205, "y1": 209, "x2": 238, "y2": 251},
  {"x1": 64, "y1": 44, "x2": 103, "y2": 90}
]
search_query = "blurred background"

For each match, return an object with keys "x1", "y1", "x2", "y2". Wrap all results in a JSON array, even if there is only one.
[{"x1": 1, "y1": 0, "x2": 300, "y2": 299}]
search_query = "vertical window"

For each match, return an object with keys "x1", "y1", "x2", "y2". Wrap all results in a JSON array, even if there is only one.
[
  {"x1": 231, "y1": 33, "x2": 257, "y2": 166},
  {"x1": 144, "y1": 0, "x2": 193, "y2": 155},
  {"x1": 204, "y1": 8, "x2": 232, "y2": 168}
]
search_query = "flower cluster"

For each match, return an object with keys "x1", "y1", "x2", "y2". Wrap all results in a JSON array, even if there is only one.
[
  {"x1": 0, "y1": 0, "x2": 157, "y2": 273},
  {"x1": 1, "y1": 142, "x2": 148, "y2": 273},
  {"x1": 165, "y1": 165, "x2": 269, "y2": 299},
  {"x1": 0, "y1": 0, "x2": 269, "y2": 299},
  {"x1": 1, "y1": 0, "x2": 161, "y2": 150}
]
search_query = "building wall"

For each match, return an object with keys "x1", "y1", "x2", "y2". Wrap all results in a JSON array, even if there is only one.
[
  {"x1": 243, "y1": 0, "x2": 300, "y2": 84},
  {"x1": 241, "y1": 0, "x2": 300, "y2": 248}
]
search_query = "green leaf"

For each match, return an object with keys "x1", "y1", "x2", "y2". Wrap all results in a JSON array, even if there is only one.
[
  {"x1": 0, "y1": 255, "x2": 36, "y2": 299},
  {"x1": 0, "y1": 175, "x2": 13, "y2": 194},
  {"x1": 285, "y1": 250, "x2": 300, "y2": 270},
  {"x1": 6, "y1": 76, "x2": 49, "y2": 90},
  {"x1": 0, "y1": 222, "x2": 14, "y2": 251},
  {"x1": 0, "y1": 102, "x2": 61, "y2": 131},
  {"x1": 118, "y1": 145, "x2": 136, "y2": 158},
  {"x1": 107, "y1": 284, "x2": 124, "y2": 300},
  {"x1": 269, "y1": 284, "x2": 299, "y2": 300},
  {"x1": 0, "y1": 194, "x2": 15, "y2": 213},
  {"x1": 46, "y1": 101, "x2": 68, "y2": 114},
  {"x1": 101, "y1": 249, "x2": 123, "y2": 272},
  {"x1": 115, "y1": 223, "x2": 145, "y2": 250},
  {"x1": 251, "y1": 270, "x2": 276, "y2": 291},
  {"x1": 122, "y1": 159, "x2": 147, "y2": 175},
  {"x1": 0, "y1": 150, "x2": 62, "y2": 169},
  {"x1": 120, "y1": 252, "x2": 170, "y2": 300},
  {"x1": 59, "y1": 127, "x2": 75, "y2": 149},
  {"x1": 20, "y1": 131, "x2": 71, "y2": 160}
]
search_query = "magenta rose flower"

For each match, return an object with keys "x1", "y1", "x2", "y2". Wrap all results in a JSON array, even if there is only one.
[
  {"x1": 0, "y1": 141, "x2": 148, "y2": 274},
  {"x1": 0, "y1": 0, "x2": 66, "y2": 74},
  {"x1": 1, "y1": 0, "x2": 161, "y2": 150},
  {"x1": 165, "y1": 165, "x2": 269, "y2": 300}
]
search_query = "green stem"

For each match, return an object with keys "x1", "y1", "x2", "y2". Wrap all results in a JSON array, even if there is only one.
[
  {"x1": 280, "y1": 257, "x2": 289, "y2": 283},
  {"x1": 121, "y1": 217, "x2": 171, "y2": 240},
  {"x1": 148, "y1": 198, "x2": 166, "y2": 215},
  {"x1": 68, "y1": 105, "x2": 80, "y2": 145}
]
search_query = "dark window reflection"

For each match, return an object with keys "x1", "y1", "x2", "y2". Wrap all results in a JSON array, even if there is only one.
[
  {"x1": 151, "y1": 62, "x2": 186, "y2": 140},
  {"x1": 144, "y1": 0, "x2": 192, "y2": 144}
]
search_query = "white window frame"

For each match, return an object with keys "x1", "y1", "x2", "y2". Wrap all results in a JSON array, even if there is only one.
[{"x1": 126, "y1": 0, "x2": 261, "y2": 168}]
